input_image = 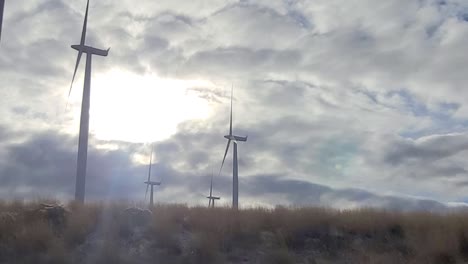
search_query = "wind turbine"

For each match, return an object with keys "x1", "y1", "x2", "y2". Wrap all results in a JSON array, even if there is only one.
[
  {"x1": 70, "y1": 0, "x2": 110, "y2": 203},
  {"x1": 218, "y1": 86, "x2": 247, "y2": 210},
  {"x1": 206, "y1": 168, "x2": 220, "y2": 208},
  {"x1": 0, "y1": 0, "x2": 5, "y2": 43},
  {"x1": 145, "y1": 145, "x2": 161, "y2": 207}
]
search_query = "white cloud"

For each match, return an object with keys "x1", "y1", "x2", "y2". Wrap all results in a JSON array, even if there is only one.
[{"x1": 1, "y1": 0, "x2": 468, "y2": 208}]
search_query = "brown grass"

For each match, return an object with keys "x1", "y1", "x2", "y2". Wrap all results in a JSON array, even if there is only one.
[{"x1": 0, "y1": 201, "x2": 468, "y2": 263}]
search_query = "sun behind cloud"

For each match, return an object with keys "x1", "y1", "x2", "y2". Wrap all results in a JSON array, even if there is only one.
[{"x1": 68, "y1": 69, "x2": 213, "y2": 143}]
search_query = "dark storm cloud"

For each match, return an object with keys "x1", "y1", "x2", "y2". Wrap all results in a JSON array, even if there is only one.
[
  {"x1": 433, "y1": 166, "x2": 468, "y2": 178},
  {"x1": 0, "y1": 131, "x2": 146, "y2": 200},
  {"x1": 1, "y1": 0, "x2": 76, "y2": 73},
  {"x1": 242, "y1": 175, "x2": 328, "y2": 205},
  {"x1": 0, "y1": 132, "x2": 75, "y2": 197},
  {"x1": 384, "y1": 133, "x2": 468, "y2": 165},
  {"x1": 153, "y1": 122, "x2": 225, "y2": 172},
  {"x1": 240, "y1": 175, "x2": 448, "y2": 211},
  {"x1": 0, "y1": 129, "x2": 451, "y2": 211},
  {"x1": 146, "y1": 118, "x2": 454, "y2": 210}
]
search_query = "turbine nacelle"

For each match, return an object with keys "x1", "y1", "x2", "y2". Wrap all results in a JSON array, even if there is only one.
[
  {"x1": 207, "y1": 196, "x2": 220, "y2": 200},
  {"x1": 71, "y1": 44, "x2": 110, "y2": 56},
  {"x1": 224, "y1": 135, "x2": 248, "y2": 142},
  {"x1": 144, "y1": 181, "x2": 161, "y2": 186}
]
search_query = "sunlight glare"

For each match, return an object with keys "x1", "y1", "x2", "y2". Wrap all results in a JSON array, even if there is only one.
[{"x1": 70, "y1": 69, "x2": 213, "y2": 143}]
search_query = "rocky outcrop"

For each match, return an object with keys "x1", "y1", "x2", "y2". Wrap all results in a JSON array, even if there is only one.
[
  {"x1": 0, "y1": 212, "x2": 18, "y2": 226},
  {"x1": 28, "y1": 203, "x2": 70, "y2": 231},
  {"x1": 122, "y1": 207, "x2": 153, "y2": 228}
]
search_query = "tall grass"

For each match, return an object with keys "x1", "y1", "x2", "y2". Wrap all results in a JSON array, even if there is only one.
[{"x1": 0, "y1": 201, "x2": 468, "y2": 263}]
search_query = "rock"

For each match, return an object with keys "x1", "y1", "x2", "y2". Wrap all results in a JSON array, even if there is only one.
[
  {"x1": 122, "y1": 207, "x2": 153, "y2": 228},
  {"x1": 35, "y1": 203, "x2": 69, "y2": 231},
  {"x1": 260, "y1": 231, "x2": 276, "y2": 249},
  {"x1": 0, "y1": 212, "x2": 18, "y2": 226}
]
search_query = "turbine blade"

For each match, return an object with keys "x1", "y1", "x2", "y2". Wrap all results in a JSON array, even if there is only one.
[
  {"x1": 209, "y1": 173, "x2": 213, "y2": 197},
  {"x1": 209, "y1": 166, "x2": 214, "y2": 196},
  {"x1": 0, "y1": 0, "x2": 4, "y2": 43},
  {"x1": 145, "y1": 144, "x2": 153, "y2": 201},
  {"x1": 147, "y1": 145, "x2": 153, "y2": 182},
  {"x1": 218, "y1": 139, "x2": 231, "y2": 177},
  {"x1": 66, "y1": 0, "x2": 89, "y2": 110},
  {"x1": 66, "y1": 51, "x2": 83, "y2": 109},
  {"x1": 229, "y1": 84, "x2": 233, "y2": 136},
  {"x1": 145, "y1": 184, "x2": 149, "y2": 201},
  {"x1": 81, "y1": 0, "x2": 89, "y2": 46}
]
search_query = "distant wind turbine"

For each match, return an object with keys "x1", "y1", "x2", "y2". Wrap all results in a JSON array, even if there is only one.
[
  {"x1": 70, "y1": 0, "x2": 110, "y2": 203},
  {"x1": 145, "y1": 145, "x2": 161, "y2": 207},
  {"x1": 0, "y1": 0, "x2": 5, "y2": 43},
  {"x1": 206, "y1": 168, "x2": 220, "y2": 208},
  {"x1": 218, "y1": 86, "x2": 247, "y2": 209}
]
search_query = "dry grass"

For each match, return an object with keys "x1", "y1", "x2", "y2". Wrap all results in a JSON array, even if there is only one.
[{"x1": 0, "y1": 201, "x2": 468, "y2": 263}]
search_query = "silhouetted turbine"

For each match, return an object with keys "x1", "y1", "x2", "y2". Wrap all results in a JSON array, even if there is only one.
[
  {"x1": 70, "y1": 0, "x2": 110, "y2": 203},
  {"x1": 218, "y1": 86, "x2": 247, "y2": 209},
  {"x1": 145, "y1": 144, "x2": 161, "y2": 207},
  {"x1": 207, "y1": 168, "x2": 220, "y2": 208}
]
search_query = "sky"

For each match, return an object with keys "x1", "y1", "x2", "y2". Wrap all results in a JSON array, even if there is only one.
[{"x1": 0, "y1": 0, "x2": 468, "y2": 210}]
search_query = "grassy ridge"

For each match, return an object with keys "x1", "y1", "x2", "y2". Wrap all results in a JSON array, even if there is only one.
[{"x1": 0, "y1": 201, "x2": 468, "y2": 263}]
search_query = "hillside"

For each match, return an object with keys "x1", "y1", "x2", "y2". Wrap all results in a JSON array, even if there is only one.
[{"x1": 0, "y1": 201, "x2": 467, "y2": 264}]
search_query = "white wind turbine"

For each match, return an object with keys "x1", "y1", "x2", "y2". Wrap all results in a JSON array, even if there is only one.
[
  {"x1": 206, "y1": 168, "x2": 220, "y2": 208},
  {"x1": 218, "y1": 86, "x2": 247, "y2": 209},
  {"x1": 0, "y1": 0, "x2": 5, "y2": 43},
  {"x1": 145, "y1": 145, "x2": 161, "y2": 207},
  {"x1": 69, "y1": 0, "x2": 110, "y2": 203}
]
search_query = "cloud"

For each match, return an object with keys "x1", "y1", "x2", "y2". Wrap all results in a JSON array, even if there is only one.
[
  {"x1": 384, "y1": 133, "x2": 468, "y2": 165},
  {"x1": 1, "y1": 0, "x2": 468, "y2": 209},
  {"x1": 0, "y1": 130, "x2": 146, "y2": 201},
  {"x1": 0, "y1": 129, "x2": 453, "y2": 211}
]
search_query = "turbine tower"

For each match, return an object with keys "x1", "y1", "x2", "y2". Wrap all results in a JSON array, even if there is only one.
[
  {"x1": 145, "y1": 145, "x2": 161, "y2": 207},
  {"x1": 0, "y1": 0, "x2": 5, "y2": 43},
  {"x1": 206, "y1": 169, "x2": 220, "y2": 208},
  {"x1": 69, "y1": 0, "x2": 110, "y2": 203},
  {"x1": 219, "y1": 86, "x2": 247, "y2": 209}
]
